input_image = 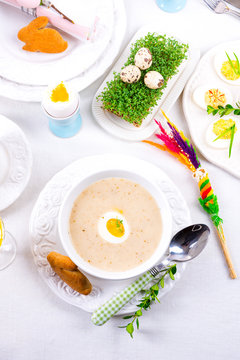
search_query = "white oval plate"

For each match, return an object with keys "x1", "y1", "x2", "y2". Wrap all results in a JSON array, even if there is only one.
[
  {"x1": 29, "y1": 154, "x2": 191, "y2": 315},
  {"x1": 0, "y1": 0, "x2": 126, "y2": 102},
  {"x1": 183, "y1": 40, "x2": 240, "y2": 178},
  {"x1": 92, "y1": 25, "x2": 200, "y2": 141},
  {"x1": 0, "y1": 115, "x2": 32, "y2": 211}
]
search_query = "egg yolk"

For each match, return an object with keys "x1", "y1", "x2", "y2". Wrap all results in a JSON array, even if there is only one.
[
  {"x1": 213, "y1": 119, "x2": 236, "y2": 139},
  {"x1": 106, "y1": 218, "x2": 125, "y2": 238},
  {"x1": 205, "y1": 89, "x2": 226, "y2": 108},
  {"x1": 221, "y1": 61, "x2": 240, "y2": 81},
  {"x1": 51, "y1": 82, "x2": 69, "y2": 102}
]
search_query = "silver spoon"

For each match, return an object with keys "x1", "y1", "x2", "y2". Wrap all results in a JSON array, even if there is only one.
[{"x1": 91, "y1": 224, "x2": 210, "y2": 326}]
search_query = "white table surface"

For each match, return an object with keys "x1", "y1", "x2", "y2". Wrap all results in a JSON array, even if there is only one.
[{"x1": 0, "y1": 1, "x2": 240, "y2": 359}]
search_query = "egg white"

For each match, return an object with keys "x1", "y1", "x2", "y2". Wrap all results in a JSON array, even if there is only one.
[
  {"x1": 205, "y1": 117, "x2": 240, "y2": 149},
  {"x1": 98, "y1": 211, "x2": 130, "y2": 244},
  {"x1": 214, "y1": 50, "x2": 240, "y2": 86},
  {"x1": 192, "y1": 85, "x2": 232, "y2": 110}
]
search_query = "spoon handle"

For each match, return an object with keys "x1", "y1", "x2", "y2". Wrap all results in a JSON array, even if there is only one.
[{"x1": 91, "y1": 271, "x2": 154, "y2": 326}]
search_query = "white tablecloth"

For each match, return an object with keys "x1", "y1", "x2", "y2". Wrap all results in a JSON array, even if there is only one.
[{"x1": 0, "y1": 1, "x2": 240, "y2": 359}]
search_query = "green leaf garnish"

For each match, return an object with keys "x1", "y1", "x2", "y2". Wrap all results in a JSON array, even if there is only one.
[
  {"x1": 234, "y1": 52, "x2": 240, "y2": 74},
  {"x1": 229, "y1": 123, "x2": 235, "y2": 158},
  {"x1": 120, "y1": 264, "x2": 177, "y2": 338},
  {"x1": 213, "y1": 125, "x2": 234, "y2": 142},
  {"x1": 207, "y1": 104, "x2": 240, "y2": 117},
  {"x1": 213, "y1": 123, "x2": 236, "y2": 158},
  {"x1": 126, "y1": 323, "x2": 134, "y2": 338},
  {"x1": 225, "y1": 52, "x2": 240, "y2": 76}
]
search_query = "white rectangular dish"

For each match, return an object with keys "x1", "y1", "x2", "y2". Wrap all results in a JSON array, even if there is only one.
[
  {"x1": 183, "y1": 40, "x2": 240, "y2": 179},
  {"x1": 92, "y1": 25, "x2": 200, "y2": 141}
]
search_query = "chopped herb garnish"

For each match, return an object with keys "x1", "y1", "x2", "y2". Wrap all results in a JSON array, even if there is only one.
[{"x1": 116, "y1": 218, "x2": 123, "y2": 232}]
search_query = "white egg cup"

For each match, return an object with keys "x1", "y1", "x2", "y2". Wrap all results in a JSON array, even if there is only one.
[{"x1": 58, "y1": 169, "x2": 172, "y2": 281}]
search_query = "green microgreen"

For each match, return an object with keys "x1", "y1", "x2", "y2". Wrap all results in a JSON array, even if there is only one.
[
  {"x1": 207, "y1": 104, "x2": 240, "y2": 117},
  {"x1": 225, "y1": 52, "x2": 240, "y2": 76},
  {"x1": 97, "y1": 33, "x2": 188, "y2": 126},
  {"x1": 120, "y1": 264, "x2": 177, "y2": 338}
]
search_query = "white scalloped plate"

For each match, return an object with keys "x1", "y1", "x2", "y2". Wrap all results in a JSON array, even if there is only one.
[
  {"x1": 183, "y1": 40, "x2": 240, "y2": 178},
  {"x1": 0, "y1": 0, "x2": 126, "y2": 101},
  {"x1": 92, "y1": 25, "x2": 200, "y2": 141},
  {"x1": 0, "y1": 115, "x2": 32, "y2": 211},
  {"x1": 0, "y1": 0, "x2": 113, "y2": 85},
  {"x1": 29, "y1": 154, "x2": 191, "y2": 315}
]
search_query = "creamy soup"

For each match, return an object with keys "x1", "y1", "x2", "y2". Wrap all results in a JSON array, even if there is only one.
[{"x1": 69, "y1": 178, "x2": 162, "y2": 272}]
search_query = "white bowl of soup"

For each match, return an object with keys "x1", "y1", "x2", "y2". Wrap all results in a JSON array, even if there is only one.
[{"x1": 58, "y1": 169, "x2": 172, "y2": 280}]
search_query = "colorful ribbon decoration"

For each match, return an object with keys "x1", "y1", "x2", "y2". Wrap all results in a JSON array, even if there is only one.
[{"x1": 144, "y1": 110, "x2": 236, "y2": 279}]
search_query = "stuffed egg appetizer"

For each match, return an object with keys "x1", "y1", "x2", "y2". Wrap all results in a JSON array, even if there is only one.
[
  {"x1": 98, "y1": 211, "x2": 130, "y2": 244},
  {"x1": 214, "y1": 50, "x2": 240, "y2": 85},
  {"x1": 193, "y1": 85, "x2": 232, "y2": 110},
  {"x1": 205, "y1": 118, "x2": 238, "y2": 149}
]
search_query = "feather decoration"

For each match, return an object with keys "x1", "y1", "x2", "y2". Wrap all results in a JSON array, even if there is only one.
[{"x1": 143, "y1": 109, "x2": 236, "y2": 279}]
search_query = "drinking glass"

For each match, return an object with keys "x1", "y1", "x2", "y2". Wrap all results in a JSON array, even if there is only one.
[
  {"x1": 156, "y1": 0, "x2": 187, "y2": 12},
  {"x1": 0, "y1": 218, "x2": 17, "y2": 270}
]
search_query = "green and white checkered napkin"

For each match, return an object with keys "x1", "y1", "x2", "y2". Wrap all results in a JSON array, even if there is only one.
[{"x1": 91, "y1": 271, "x2": 154, "y2": 326}]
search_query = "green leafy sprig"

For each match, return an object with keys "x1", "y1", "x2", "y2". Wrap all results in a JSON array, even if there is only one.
[
  {"x1": 120, "y1": 264, "x2": 177, "y2": 338},
  {"x1": 207, "y1": 104, "x2": 240, "y2": 117},
  {"x1": 225, "y1": 52, "x2": 240, "y2": 76},
  {"x1": 97, "y1": 33, "x2": 188, "y2": 126}
]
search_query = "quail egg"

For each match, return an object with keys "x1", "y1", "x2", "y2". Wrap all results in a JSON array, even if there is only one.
[
  {"x1": 120, "y1": 65, "x2": 141, "y2": 84},
  {"x1": 134, "y1": 47, "x2": 152, "y2": 70},
  {"x1": 144, "y1": 71, "x2": 164, "y2": 89}
]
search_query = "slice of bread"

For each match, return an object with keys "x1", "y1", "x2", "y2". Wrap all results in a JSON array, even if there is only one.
[{"x1": 47, "y1": 251, "x2": 92, "y2": 295}]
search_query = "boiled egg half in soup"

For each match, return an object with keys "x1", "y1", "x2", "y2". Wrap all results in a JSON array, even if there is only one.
[
  {"x1": 98, "y1": 211, "x2": 130, "y2": 244},
  {"x1": 206, "y1": 118, "x2": 238, "y2": 149},
  {"x1": 193, "y1": 86, "x2": 232, "y2": 110},
  {"x1": 214, "y1": 51, "x2": 240, "y2": 85}
]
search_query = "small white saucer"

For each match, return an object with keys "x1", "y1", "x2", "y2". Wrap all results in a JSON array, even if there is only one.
[
  {"x1": 0, "y1": 115, "x2": 32, "y2": 211},
  {"x1": 29, "y1": 154, "x2": 191, "y2": 315}
]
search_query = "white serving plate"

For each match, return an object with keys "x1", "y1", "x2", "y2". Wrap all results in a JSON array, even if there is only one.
[
  {"x1": 183, "y1": 40, "x2": 240, "y2": 179},
  {"x1": 0, "y1": 115, "x2": 32, "y2": 210},
  {"x1": 29, "y1": 154, "x2": 191, "y2": 315},
  {"x1": 92, "y1": 25, "x2": 200, "y2": 141},
  {"x1": 0, "y1": 0, "x2": 126, "y2": 101}
]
